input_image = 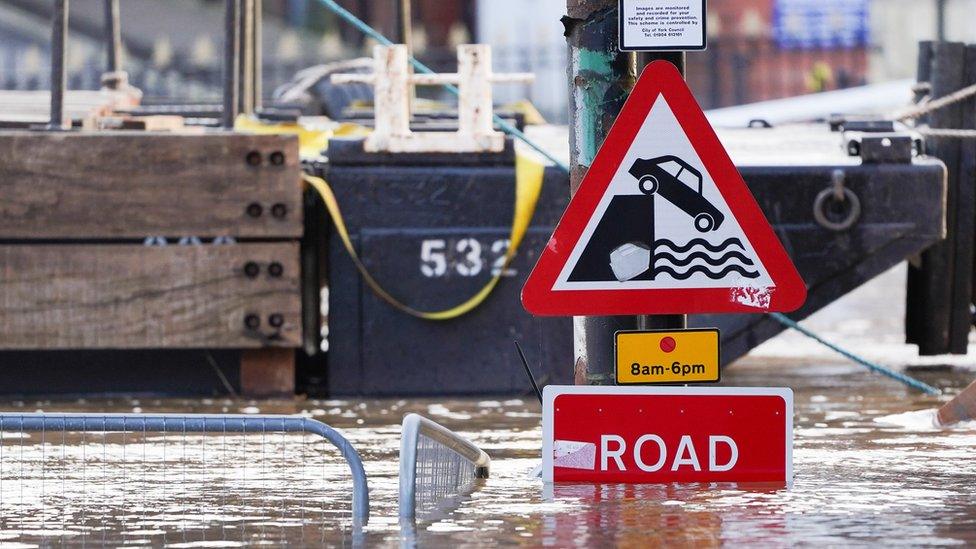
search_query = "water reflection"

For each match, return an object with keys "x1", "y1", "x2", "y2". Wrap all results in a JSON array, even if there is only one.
[{"x1": 537, "y1": 483, "x2": 789, "y2": 547}]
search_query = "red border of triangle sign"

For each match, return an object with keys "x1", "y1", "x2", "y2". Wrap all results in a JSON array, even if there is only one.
[{"x1": 521, "y1": 61, "x2": 806, "y2": 316}]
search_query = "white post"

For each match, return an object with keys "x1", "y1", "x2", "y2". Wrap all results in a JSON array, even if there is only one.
[
  {"x1": 331, "y1": 44, "x2": 533, "y2": 153},
  {"x1": 457, "y1": 44, "x2": 499, "y2": 148},
  {"x1": 370, "y1": 44, "x2": 412, "y2": 151}
]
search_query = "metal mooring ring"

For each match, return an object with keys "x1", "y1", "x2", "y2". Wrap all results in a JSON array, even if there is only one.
[{"x1": 813, "y1": 187, "x2": 861, "y2": 231}]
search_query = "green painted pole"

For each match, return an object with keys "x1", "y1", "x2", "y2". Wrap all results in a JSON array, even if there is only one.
[
  {"x1": 565, "y1": 1, "x2": 640, "y2": 385},
  {"x1": 565, "y1": 2, "x2": 688, "y2": 385}
]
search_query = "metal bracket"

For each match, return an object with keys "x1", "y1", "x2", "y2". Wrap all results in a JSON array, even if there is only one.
[{"x1": 845, "y1": 132, "x2": 918, "y2": 164}]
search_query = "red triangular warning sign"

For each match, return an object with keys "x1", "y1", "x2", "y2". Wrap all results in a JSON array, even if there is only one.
[{"x1": 522, "y1": 61, "x2": 806, "y2": 316}]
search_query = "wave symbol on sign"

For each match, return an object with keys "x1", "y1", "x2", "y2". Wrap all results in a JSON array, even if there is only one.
[
  {"x1": 609, "y1": 238, "x2": 760, "y2": 282},
  {"x1": 652, "y1": 238, "x2": 759, "y2": 281}
]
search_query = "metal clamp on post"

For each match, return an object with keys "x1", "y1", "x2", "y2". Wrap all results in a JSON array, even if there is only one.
[{"x1": 813, "y1": 169, "x2": 860, "y2": 231}]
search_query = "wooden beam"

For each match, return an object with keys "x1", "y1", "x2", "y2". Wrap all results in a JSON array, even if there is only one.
[
  {"x1": 0, "y1": 131, "x2": 302, "y2": 239},
  {"x1": 240, "y1": 348, "x2": 295, "y2": 397},
  {"x1": 0, "y1": 243, "x2": 301, "y2": 349}
]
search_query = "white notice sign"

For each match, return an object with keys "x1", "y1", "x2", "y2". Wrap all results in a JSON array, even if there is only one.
[{"x1": 619, "y1": 0, "x2": 707, "y2": 52}]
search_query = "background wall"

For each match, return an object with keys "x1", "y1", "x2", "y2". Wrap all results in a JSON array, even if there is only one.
[
  {"x1": 869, "y1": 0, "x2": 976, "y2": 81},
  {"x1": 475, "y1": 0, "x2": 568, "y2": 123},
  {"x1": 1, "y1": 0, "x2": 975, "y2": 117}
]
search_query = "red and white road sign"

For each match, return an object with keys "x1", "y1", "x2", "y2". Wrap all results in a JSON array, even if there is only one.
[
  {"x1": 542, "y1": 386, "x2": 793, "y2": 484},
  {"x1": 521, "y1": 61, "x2": 806, "y2": 316}
]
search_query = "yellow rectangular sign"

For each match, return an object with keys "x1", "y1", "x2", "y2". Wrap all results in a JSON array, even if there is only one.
[{"x1": 615, "y1": 329, "x2": 720, "y2": 385}]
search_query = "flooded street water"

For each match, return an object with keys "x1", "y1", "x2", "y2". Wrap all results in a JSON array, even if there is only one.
[
  {"x1": 0, "y1": 265, "x2": 974, "y2": 547},
  {"x1": 0, "y1": 369, "x2": 972, "y2": 547}
]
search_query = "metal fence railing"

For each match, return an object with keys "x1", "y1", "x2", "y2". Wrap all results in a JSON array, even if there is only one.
[
  {"x1": 0, "y1": 412, "x2": 370, "y2": 541},
  {"x1": 399, "y1": 413, "x2": 489, "y2": 520}
]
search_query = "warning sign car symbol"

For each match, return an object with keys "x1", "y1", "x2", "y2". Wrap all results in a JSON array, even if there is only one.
[
  {"x1": 630, "y1": 155, "x2": 724, "y2": 233},
  {"x1": 521, "y1": 61, "x2": 806, "y2": 316}
]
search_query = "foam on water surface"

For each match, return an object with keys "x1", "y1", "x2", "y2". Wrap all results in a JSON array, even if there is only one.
[{"x1": 873, "y1": 409, "x2": 941, "y2": 430}]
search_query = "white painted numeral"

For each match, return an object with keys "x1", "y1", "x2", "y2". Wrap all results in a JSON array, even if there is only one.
[
  {"x1": 491, "y1": 239, "x2": 516, "y2": 277},
  {"x1": 419, "y1": 238, "x2": 518, "y2": 279},
  {"x1": 420, "y1": 239, "x2": 447, "y2": 277},
  {"x1": 455, "y1": 238, "x2": 483, "y2": 277}
]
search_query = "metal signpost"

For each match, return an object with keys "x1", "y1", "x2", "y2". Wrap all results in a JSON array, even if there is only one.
[{"x1": 526, "y1": 1, "x2": 805, "y2": 484}]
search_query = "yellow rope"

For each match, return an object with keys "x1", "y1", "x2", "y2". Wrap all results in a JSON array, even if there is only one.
[
  {"x1": 303, "y1": 154, "x2": 546, "y2": 320},
  {"x1": 234, "y1": 113, "x2": 547, "y2": 319}
]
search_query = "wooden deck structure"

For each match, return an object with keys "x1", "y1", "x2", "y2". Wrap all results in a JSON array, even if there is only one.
[{"x1": 0, "y1": 130, "x2": 304, "y2": 396}]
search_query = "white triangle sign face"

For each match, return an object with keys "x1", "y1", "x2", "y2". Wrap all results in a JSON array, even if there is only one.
[{"x1": 522, "y1": 61, "x2": 806, "y2": 316}]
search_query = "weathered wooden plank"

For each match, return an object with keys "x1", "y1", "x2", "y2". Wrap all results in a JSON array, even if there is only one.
[
  {"x1": 0, "y1": 243, "x2": 301, "y2": 349},
  {"x1": 240, "y1": 348, "x2": 296, "y2": 397},
  {"x1": 0, "y1": 131, "x2": 302, "y2": 239}
]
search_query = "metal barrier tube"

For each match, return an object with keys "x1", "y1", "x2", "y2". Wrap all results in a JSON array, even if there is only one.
[
  {"x1": 103, "y1": 0, "x2": 121, "y2": 73},
  {"x1": 399, "y1": 414, "x2": 420, "y2": 518},
  {"x1": 0, "y1": 413, "x2": 369, "y2": 526},
  {"x1": 238, "y1": 0, "x2": 254, "y2": 115},
  {"x1": 49, "y1": 0, "x2": 69, "y2": 130},
  {"x1": 252, "y1": 0, "x2": 263, "y2": 111},
  {"x1": 222, "y1": 0, "x2": 240, "y2": 128}
]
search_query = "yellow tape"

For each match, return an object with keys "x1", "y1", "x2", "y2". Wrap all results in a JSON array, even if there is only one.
[
  {"x1": 234, "y1": 115, "x2": 370, "y2": 158},
  {"x1": 235, "y1": 113, "x2": 546, "y2": 320},
  {"x1": 304, "y1": 154, "x2": 545, "y2": 320}
]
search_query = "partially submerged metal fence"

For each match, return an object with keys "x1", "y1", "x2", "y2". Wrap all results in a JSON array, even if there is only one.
[
  {"x1": 0, "y1": 413, "x2": 369, "y2": 543},
  {"x1": 399, "y1": 413, "x2": 489, "y2": 520}
]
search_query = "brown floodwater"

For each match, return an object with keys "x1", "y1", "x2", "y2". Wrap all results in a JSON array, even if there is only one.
[{"x1": 0, "y1": 358, "x2": 973, "y2": 547}]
